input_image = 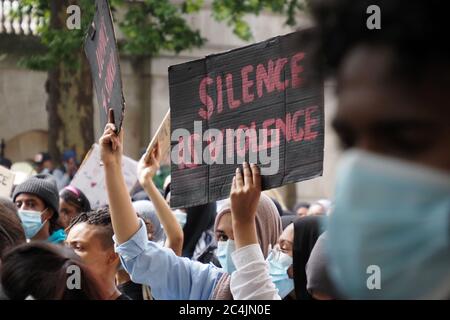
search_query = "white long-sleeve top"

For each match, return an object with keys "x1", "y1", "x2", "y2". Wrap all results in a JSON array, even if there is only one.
[{"x1": 230, "y1": 244, "x2": 281, "y2": 300}]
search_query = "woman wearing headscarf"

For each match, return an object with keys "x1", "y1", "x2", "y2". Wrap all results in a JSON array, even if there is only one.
[
  {"x1": 281, "y1": 215, "x2": 299, "y2": 230},
  {"x1": 100, "y1": 125, "x2": 281, "y2": 299},
  {"x1": 292, "y1": 215, "x2": 326, "y2": 299},
  {"x1": 211, "y1": 192, "x2": 282, "y2": 299},
  {"x1": 229, "y1": 163, "x2": 327, "y2": 300},
  {"x1": 305, "y1": 232, "x2": 339, "y2": 299}
]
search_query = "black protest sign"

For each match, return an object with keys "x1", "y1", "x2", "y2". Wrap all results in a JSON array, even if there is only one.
[
  {"x1": 169, "y1": 30, "x2": 324, "y2": 208},
  {"x1": 84, "y1": 0, "x2": 125, "y2": 133}
]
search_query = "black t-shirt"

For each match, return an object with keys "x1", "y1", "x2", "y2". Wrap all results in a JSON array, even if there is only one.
[
  {"x1": 117, "y1": 281, "x2": 143, "y2": 300},
  {"x1": 115, "y1": 293, "x2": 132, "y2": 300}
]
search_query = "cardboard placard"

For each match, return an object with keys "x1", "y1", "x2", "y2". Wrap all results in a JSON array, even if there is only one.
[
  {"x1": 84, "y1": 0, "x2": 125, "y2": 133},
  {"x1": 143, "y1": 109, "x2": 171, "y2": 163},
  {"x1": 0, "y1": 165, "x2": 15, "y2": 198},
  {"x1": 70, "y1": 144, "x2": 138, "y2": 209},
  {"x1": 169, "y1": 30, "x2": 324, "y2": 208}
]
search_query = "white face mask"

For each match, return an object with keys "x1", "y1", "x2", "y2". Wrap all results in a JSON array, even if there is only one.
[
  {"x1": 173, "y1": 209, "x2": 187, "y2": 229},
  {"x1": 328, "y1": 149, "x2": 450, "y2": 299}
]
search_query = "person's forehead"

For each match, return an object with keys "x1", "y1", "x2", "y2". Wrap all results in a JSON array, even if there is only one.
[
  {"x1": 16, "y1": 193, "x2": 43, "y2": 203},
  {"x1": 339, "y1": 45, "x2": 394, "y2": 88},
  {"x1": 67, "y1": 223, "x2": 100, "y2": 244},
  {"x1": 59, "y1": 199, "x2": 77, "y2": 210},
  {"x1": 280, "y1": 224, "x2": 294, "y2": 242},
  {"x1": 337, "y1": 45, "x2": 449, "y2": 122},
  {"x1": 216, "y1": 211, "x2": 232, "y2": 231}
]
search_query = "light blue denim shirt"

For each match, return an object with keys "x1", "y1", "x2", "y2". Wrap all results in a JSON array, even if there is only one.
[{"x1": 114, "y1": 219, "x2": 224, "y2": 300}]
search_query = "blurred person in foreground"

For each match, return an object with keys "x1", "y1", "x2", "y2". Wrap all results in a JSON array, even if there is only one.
[
  {"x1": 0, "y1": 197, "x2": 26, "y2": 300},
  {"x1": 0, "y1": 242, "x2": 107, "y2": 300},
  {"x1": 311, "y1": 0, "x2": 450, "y2": 299}
]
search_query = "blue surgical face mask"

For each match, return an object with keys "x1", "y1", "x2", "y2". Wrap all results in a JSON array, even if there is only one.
[
  {"x1": 267, "y1": 248, "x2": 294, "y2": 298},
  {"x1": 328, "y1": 149, "x2": 450, "y2": 299},
  {"x1": 217, "y1": 239, "x2": 237, "y2": 274},
  {"x1": 174, "y1": 209, "x2": 187, "y2": 229},
  {"x1": 18, "y1": 208, "x2": 47, "y2": 240}
]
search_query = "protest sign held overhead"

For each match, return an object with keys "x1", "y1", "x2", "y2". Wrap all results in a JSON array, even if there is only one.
[
  {"x1": 144, "y1": 109, "x2": 171, "y2": 163},
  {"x1": 169, "y1": 30, "x2": 324, "y2": 208},
  {"x1": 84, "y1": 0, "x2": 125, "y2": 134},
  {"x1": 71, "y1": 144, "x2": 138, "y2": 209},
  {"x1": 0, "y1": 165, "x2": 15, "y2": 198}
]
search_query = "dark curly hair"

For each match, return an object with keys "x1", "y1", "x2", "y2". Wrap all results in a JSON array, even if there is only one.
[
  {"x1": 66, "y1": 207, "x2": 114, "y2": 250},
  {"x1": 310, "y1": 0, "x2": 450, "y2": 84}
]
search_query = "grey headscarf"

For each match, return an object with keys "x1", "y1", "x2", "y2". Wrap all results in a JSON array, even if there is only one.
[
  {"x1": 132, "y1": 200, "x2": 165, "y2": 243},
  {"x1": 306, "y1": 232, "x2": 338, "y2": 299}
]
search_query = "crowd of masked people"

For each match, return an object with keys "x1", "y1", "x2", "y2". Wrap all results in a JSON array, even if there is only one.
[
  {"x1": 0, "y1": 147, "x2": 333, "y2": 300},
  {"x1": 1, "y1": 0, "x2": 450, "y2": 300}
]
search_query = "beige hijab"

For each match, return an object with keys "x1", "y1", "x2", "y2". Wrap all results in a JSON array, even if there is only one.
[{"x1": 211, "y1": 194, "x2": 282, "y2": 299}]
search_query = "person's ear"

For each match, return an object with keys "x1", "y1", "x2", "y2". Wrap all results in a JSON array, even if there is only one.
[
  {"x1": 288, "y1": 264, "x2": 294, "y2": 279},
  {"x1": 108, "y1": 251, "x2": 120, "y2": 266},
  {"x1": 42, "y1": 208, "x2": 53, "y2": 222}
]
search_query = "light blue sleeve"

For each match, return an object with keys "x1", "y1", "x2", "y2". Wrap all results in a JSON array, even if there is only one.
[{"x1": 114, "y1": 219, "x2": 224, "y2": 300}]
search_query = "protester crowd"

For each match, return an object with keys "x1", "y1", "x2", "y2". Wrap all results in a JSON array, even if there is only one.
[{"x1": 1, "y1": 0, "x2": 449, "y2": 300}]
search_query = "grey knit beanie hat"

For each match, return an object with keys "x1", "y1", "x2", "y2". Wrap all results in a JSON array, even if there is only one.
[{"x1": 12, "y1": 174, "x2": 59, "y2": 215}]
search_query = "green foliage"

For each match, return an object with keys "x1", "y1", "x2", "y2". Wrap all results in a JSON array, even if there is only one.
[
  {"x1": 15, "y1": 0, "x2": 95, "y2": 70},
  {"x1": 118, "y1": 0, "x2": 204, "y2": 56},
  {"x1": 14, "y1": 0, "x2": 204, "y2": 70},
  {"x1": 182, "y1": 0, "x2": 205, "y2": 14},
  {"x1": 10, "y1": 0, "x2": 308, "y2": 71},
  {"x1": 210, "y1": 0, "x2": 308, "y2": 41}
]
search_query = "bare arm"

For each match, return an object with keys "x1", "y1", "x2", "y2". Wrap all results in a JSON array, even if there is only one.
[
  {"x1": 137, "y1": 143, "x2": 184, "y2": 256},
  {"x1": 100, "y1": 109, "x2": 140, "y2": 244}
]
